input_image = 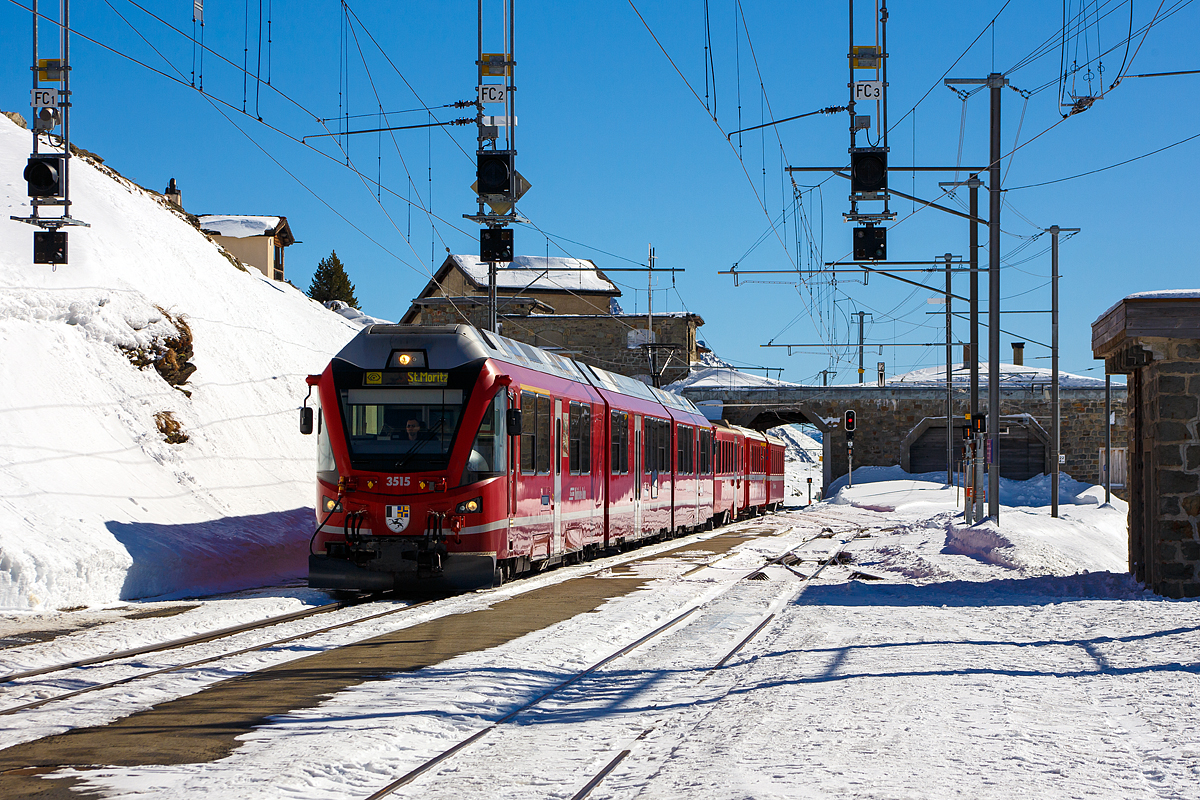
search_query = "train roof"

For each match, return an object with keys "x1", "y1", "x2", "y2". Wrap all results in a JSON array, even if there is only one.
[{"x1": 343, "y1": 325, "x2": 705, "y2": 419}]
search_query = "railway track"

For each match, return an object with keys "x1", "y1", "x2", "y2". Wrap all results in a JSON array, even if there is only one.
[
  {"x1": 0, "y1": 511, "x2": 800, "y2": 727},
  {"x1": 0, "y1": 595, "x2": 376, "y2": 685},
  {"x1": 356, "y1": 523, "x2": 868, "y2": 800}
]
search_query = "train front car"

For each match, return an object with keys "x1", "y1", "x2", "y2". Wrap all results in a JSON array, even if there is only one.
[{"x1": 306, "y1": 325, "x2": 512, "y2": 593}]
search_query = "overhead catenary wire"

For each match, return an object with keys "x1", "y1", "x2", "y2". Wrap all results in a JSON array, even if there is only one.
[{"x1": 88, "y1": 0, "x2": 490, "y2": 328}]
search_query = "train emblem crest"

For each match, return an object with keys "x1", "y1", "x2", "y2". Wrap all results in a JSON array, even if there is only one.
[{"x1": 384, "y1": 505, "x2": 411, "y2": 533}]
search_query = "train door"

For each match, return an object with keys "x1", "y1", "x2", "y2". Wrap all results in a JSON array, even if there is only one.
[
  {"x1": 633, "y1": 414, "x2": 643, "y2": 538},
  {"x1": 553, "y1": 399, "x2": 564, "y2": 556}
]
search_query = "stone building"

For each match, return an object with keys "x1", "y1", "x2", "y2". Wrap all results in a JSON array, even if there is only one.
[
  {"x1": 1093, "y1": 291, "x2": 1200, "y2": 599},
  {"x1": 678, "y1": 362, "x2": 1128, "y2": 493},
  {"x1": 401, "y1": 254, "x2": 621, "y2": 321},
  {"x1": 403, "y1": 255, "x2": 704, "y2": 385}
]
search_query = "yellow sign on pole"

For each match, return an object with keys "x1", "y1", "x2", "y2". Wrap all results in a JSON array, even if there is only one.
[
  {"x1": 851, "y1": 46, "x2": 880, "y2": 70},
  {"x1": 480, "y1": 53, "x2": 511, "y2": 77},
  {"x1": 38, "y1": 58, "x2": 64, "y2": 82}
]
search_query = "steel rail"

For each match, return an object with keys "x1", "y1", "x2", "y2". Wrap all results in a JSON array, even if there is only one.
[
  {"x1": 568, "y1": 525, "x2": 868, "y2": 797},
  {"x1": 0, "y1": 595, "x2": 374, "y2": 685},
  {"x1": 0, "y1": 598, "x2": 434, "y2": 716}
]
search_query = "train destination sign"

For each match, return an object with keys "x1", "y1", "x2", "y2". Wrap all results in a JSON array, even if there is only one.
[{"x1": 364, "y1": 371, "x2": 450, "y2": 386}]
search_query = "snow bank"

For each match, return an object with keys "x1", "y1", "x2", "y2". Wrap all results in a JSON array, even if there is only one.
[
  {"x1": 823, "y1": 466, "x2": 1128, "y2": 579},
  {"x1": 0, "y1": 117, "x2": 363, "y2": 609},
  {"x1": 768, "y1": 424, "x2": 821, "y2": 464}
]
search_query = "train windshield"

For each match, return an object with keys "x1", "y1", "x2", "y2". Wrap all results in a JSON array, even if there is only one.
[{"x1": 341, "y1": 387, "x2": 465, "y2": 471}]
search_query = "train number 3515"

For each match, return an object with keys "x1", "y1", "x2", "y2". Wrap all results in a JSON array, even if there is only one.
[{"x1": 386, "y1": 476, "x2": 411, "y2": 487}]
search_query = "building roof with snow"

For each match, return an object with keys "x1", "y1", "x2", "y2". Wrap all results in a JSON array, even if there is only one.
[
  {"x1": 446, "y1": 254, "x2": 617, "y2": 294},
  {"x1": 197, "y1": 215, "x2": 295, "y2": 246},
  {"x1": 401, "y1": 254, "x2": 621, "y2": 323},
  {"x1": 884, "y1": 362, "x2": 1111, "y2": 389}
]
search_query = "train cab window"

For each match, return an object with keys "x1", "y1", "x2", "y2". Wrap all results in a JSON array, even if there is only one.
[
  {"x1": 316, "y1": 410, "x2": 337, "y2": 483},
  {"x1": 341, "y1": 387, "x2": 463, "y2": 470},
  {"x1": 462, "y1": 390, "x2": 507, "y2": 484},
  {"x1": 610, "y1": 411, "x2": 629, "y2": 474},
  {"x1": 569, "y1": 402, "x2": 592, "y2": 475}
]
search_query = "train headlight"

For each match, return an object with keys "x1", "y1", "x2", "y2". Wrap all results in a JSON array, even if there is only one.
[
  {"x1": 455, "y1": 497, "x2": 483, "y2": 514},
  {"x1": 323, "y1": 496, "x2": 342, "y2": 513}
]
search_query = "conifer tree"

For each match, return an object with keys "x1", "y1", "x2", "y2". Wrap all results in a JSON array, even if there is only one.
[{"x1": 307, "y1": 250, "x2": 359, "y2": 308}]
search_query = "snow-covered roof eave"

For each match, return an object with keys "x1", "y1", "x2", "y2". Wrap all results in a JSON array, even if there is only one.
[{"x1": 449, "y1": 254, "x2": 620, "y2": 295}]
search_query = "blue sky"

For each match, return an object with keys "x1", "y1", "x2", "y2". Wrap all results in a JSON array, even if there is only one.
[{"x1": 3, "y1": 1, "x2": 1196, "y2": 384}]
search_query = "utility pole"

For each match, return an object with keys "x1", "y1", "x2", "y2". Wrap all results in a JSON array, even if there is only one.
[
  {"x1": 647, "y1": 244, "x2": 656, "y2": 384},
  {"x1": 947, "y1": 71, "x2": 1007, "y2": 522},
  {"x1": 944, "y1": 252, "x2": 953, "y2": 486},
  {"x1": 1105, "y1": 374, "x2": 1112, "y2": 504},
  {"x1": 1048, "y1": 225, "x2": 1079, "y2": 518},
  {"x1": 853, "y1": 311, "x2": 871, "y2": 383}
]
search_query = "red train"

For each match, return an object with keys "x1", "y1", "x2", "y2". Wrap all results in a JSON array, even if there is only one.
[{"x1": 301, "y1": 324, "x2": 786, "y2": 592}]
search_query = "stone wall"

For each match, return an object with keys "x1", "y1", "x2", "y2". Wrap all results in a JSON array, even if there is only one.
[
  {"x1": 678, "y1": 384, "x2": 1129, "y2": 492},
  {"x1": 1134, "y1": 339, "x2": 1200, "y2": 598}
]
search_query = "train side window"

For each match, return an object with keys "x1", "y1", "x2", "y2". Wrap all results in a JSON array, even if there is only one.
[
  {"x1": 520, "y1": 391, "x2": 536, "y2": 474},
  {"x1": 676, "y1": 424, "x2": 694, "y2": 475},
  {"x1": 536, "y1": 394, "x2": 552, "y2": 474},
  {"x1": 567, "y1": 401, "x2": 589, "y2": 475},
  {"x1": 568, "y1": 402, "x2": 592, "y2": 475},
  {"x1": 610, "y1": 410, "x2": 629, "y2": 475},
  {"x1": 645, "y1": 418, "x2": 667, "y2": 476}
]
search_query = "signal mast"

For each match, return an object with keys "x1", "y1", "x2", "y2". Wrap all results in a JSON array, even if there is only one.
[{"x1": 464, "y1": 0, "x2": 530, "y2": 333}]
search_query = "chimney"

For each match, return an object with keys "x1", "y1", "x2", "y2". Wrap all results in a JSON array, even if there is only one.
[
  {"x1": 164, "y1": 177, "x2": 182, "y2": 208},
  {"x1": 1011, "y1": 341, "x2": 1025, "y2": 366}
]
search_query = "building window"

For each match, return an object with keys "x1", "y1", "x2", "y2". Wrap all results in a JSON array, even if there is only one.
[{"x1": 272, "y1": 239, "x2": 284, "y2": 281}]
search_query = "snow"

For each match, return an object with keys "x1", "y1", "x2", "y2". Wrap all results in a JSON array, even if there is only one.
[
  {"x1": 1097, "y1": 288, "x2": 1200, "y2": 322},
  {"x1": 1123, "y1": 289, "x2": 1200, "y2": 300},
  {"x1": 195, "y1": 215, "x2": 284, "y2": 239},
  {"x1": 449, "y1": 254, "x2": 618, "y2": 294},
  {"x1": 670, "y1": 359, "x2": 1115, "y2": 391},
  {"x1": 4, "y1": 469, "x2": 1188, "y2": 800},
  {"x1": 887, "y1": 361, "x2": 1112, "y2": 389},
  {"x1": 668, "y1": 366, "x2": 806, "y2": 391},
  {"x1": 0, "y1": 117, "x2": 367, "y2": 610}
]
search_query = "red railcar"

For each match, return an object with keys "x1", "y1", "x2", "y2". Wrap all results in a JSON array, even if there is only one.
[{"x1": 303, "y1": 324, "x2": 783, "y2": 592}]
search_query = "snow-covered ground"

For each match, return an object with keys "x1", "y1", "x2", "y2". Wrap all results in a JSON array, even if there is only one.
[{"x1": 4, "y1": 470, "x2": 1194, "y2": 800}]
